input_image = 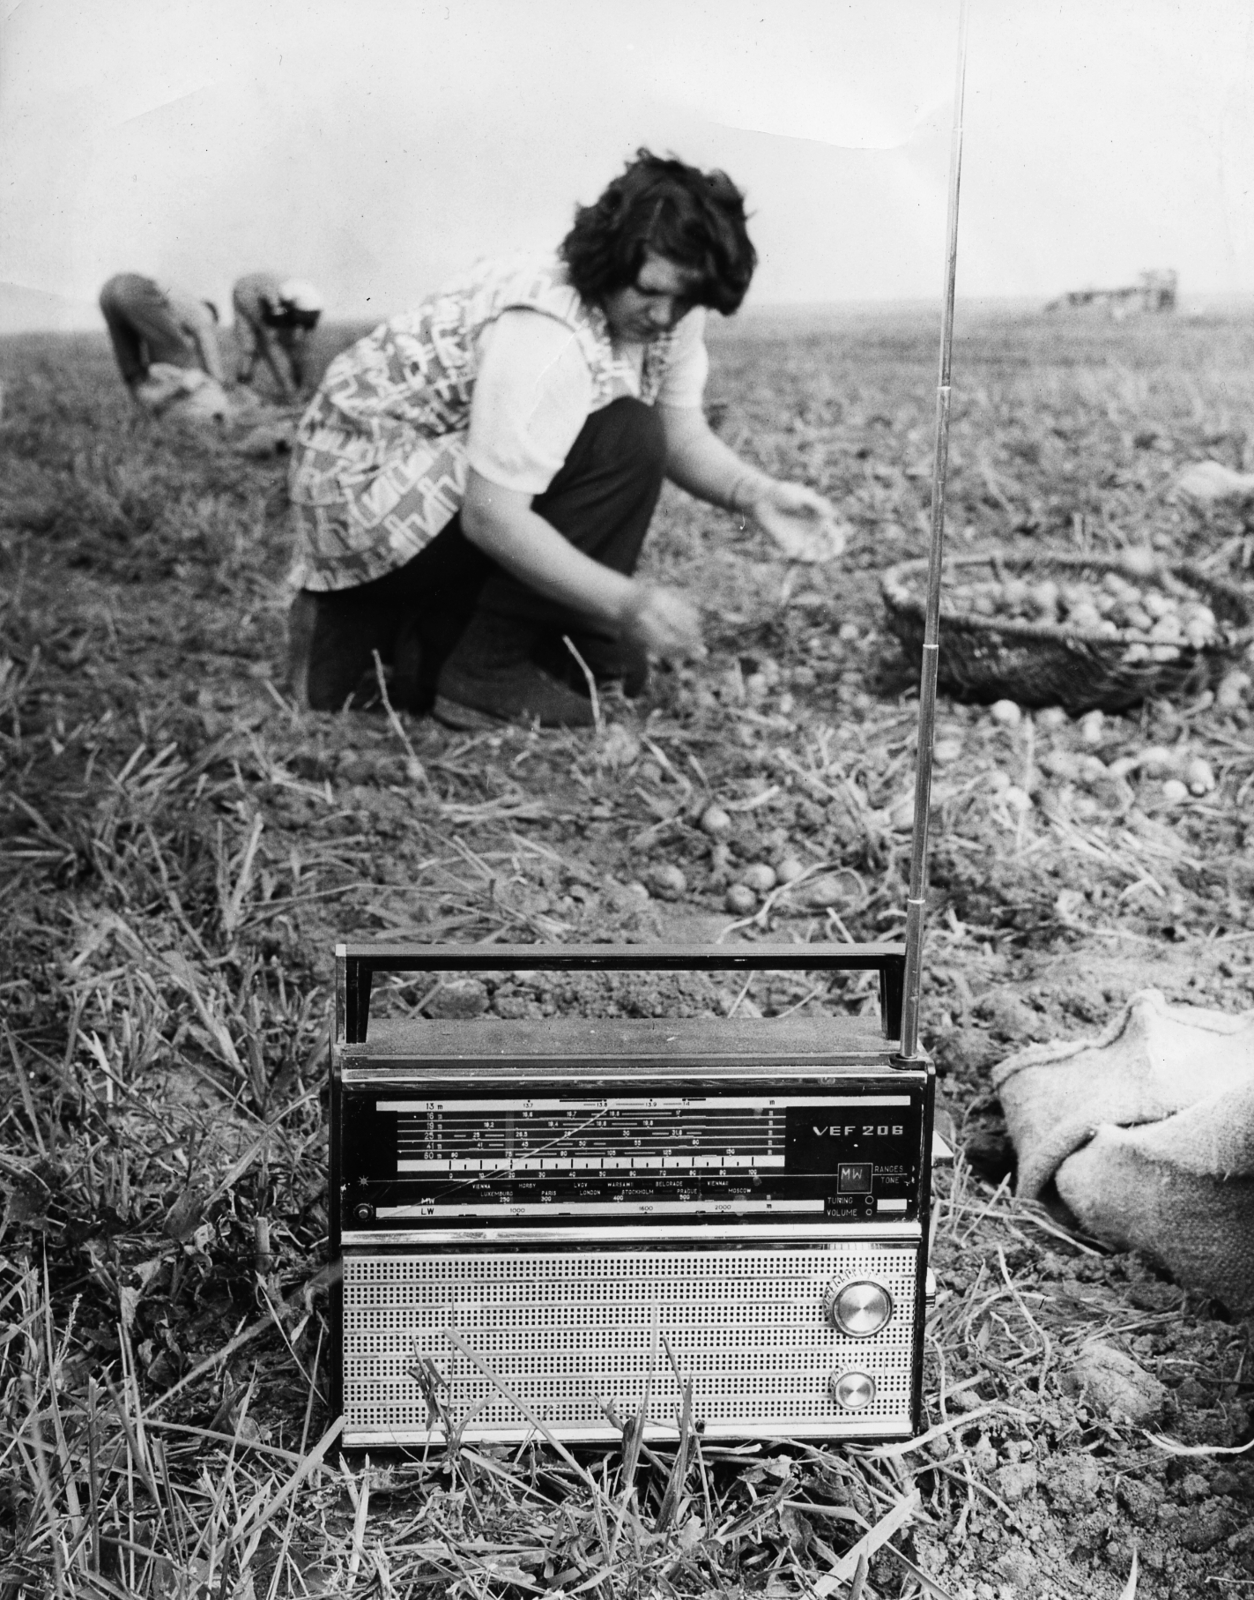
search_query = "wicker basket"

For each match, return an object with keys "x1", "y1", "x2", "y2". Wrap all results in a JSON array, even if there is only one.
[{"x1": 881, "y1": 552, "x2": 1253, "y2": 713}]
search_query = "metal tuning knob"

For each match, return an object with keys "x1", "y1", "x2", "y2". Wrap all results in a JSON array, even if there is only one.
[{"x1": 823, "y1": 1278, "x2": 893, "y2": 1337}]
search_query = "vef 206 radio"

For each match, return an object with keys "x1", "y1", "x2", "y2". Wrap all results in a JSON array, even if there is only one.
[{"x1": 330, "y1": 942, "x2": 934, "y2": 1448}]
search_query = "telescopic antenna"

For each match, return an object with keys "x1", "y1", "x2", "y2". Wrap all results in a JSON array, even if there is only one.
[{"x1": 899, "y1": 0, "x2": 970, "y2": 1062}]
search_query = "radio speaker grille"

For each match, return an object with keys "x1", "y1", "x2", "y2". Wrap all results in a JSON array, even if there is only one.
[{"x1": 343, "y1": 1244, "x2": 919, "y2": 1442}]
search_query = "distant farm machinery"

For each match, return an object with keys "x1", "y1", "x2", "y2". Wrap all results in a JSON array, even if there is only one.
[{"x1": 1046, "y1": 268, "x2": 1178, "y2": 318}]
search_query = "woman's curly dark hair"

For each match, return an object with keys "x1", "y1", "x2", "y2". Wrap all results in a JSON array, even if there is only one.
[{"x1": 560, "y1": 149, "x2": 757, "y2": 316}]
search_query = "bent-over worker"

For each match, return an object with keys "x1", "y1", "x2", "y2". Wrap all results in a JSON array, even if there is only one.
[{"x1": 99, "y1": 274, "x2": 226, "y2": 408}]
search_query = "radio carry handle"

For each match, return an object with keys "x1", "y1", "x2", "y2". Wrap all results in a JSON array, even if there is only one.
[{"x1": 335, "y1": 941, "x2": 906, "y2": 1048}]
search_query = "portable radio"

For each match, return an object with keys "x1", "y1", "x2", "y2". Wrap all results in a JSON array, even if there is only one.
[{"x1": 330, "y1": 942, "x2": 934, "y2": 1447}]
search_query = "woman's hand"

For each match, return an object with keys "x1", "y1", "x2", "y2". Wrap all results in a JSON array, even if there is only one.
[
  {"x1": 747, "y1": 480, "x2": 850, "y2": 563},
  {"x1": 659, "y1": 409, "x2": 850, "y2": 563},
  {"x1": 619, "y1": 582, "x2": 706, "y2": 661}
]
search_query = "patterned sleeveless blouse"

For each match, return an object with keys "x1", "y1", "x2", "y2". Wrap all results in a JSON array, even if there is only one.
[{"x1": 288, "y1": 256, "x2": 687, "y2": 591}]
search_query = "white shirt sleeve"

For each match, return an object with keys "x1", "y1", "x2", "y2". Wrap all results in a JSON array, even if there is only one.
[
  {"x1": 467, "y1": 309, "x2": 593, "y2": 495},
  {"x1": 655, "y1": 307, "x2": 709, "y2": 410}
]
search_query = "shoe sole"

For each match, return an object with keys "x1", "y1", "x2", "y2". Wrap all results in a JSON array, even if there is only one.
[
  {"x1": 432, "y1": 693, "x2": 596, "y2": 732},
  {"x1": 432, "y1": 694, "x2": 507, "y2": 731}
]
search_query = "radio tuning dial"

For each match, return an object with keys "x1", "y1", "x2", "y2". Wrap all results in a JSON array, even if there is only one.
[{"x1": 823, "y1": 1279, "x2": 893, "y2": 1337}]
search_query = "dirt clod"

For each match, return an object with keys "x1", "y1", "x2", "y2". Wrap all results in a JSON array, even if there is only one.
[
  {"x1": 1062, "y1": 1341, "x2": 1169, "y2": 1422},
  {"x1": 995, "y1": 1461, "x2": 1039, "y2": 1502},
  {"x1": 428, "y1": 977, "x2": 490, "y2": 1018}
]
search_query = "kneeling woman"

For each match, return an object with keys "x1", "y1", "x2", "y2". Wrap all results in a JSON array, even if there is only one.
[{"x1": 287, "y1": 149, "x2": 845, "y2": 728}]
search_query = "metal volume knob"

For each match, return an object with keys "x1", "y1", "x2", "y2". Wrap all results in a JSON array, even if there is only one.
[{"x1": 828, "y1": 1370, "x2": 877, "y2": 1410}]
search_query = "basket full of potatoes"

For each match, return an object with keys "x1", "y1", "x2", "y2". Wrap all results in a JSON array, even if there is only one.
[{"x1": 881, "y1": 551, "x2": 1252, "y2": 713}]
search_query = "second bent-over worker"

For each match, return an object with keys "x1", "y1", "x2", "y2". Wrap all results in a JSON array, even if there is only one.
[{"x1": 233, "y1": 274, "x2": 324, "y2": 402}]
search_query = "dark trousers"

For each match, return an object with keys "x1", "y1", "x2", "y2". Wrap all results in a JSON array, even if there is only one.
[
  {"x1": 295, "y1": 396, "x2": 666, "y2": 711},
  {"x1": 99, "y1": 274, "x2": 194, "y2": 388}
]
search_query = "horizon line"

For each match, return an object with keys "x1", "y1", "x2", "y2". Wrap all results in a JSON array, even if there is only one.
[{"x1": 3, "y1": 287, "x2": 1253, "y2": 340}]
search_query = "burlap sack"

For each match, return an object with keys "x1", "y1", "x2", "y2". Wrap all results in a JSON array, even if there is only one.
[
  {"x1": 135, "y1": 364, "x2": 233, "y2": 425},
  {"x1": 235, "y1": 419, "x2": 296, "y2": 457},
  {"x1": 991, "y1": 989, "x2": 1254, "y2": 1312}
]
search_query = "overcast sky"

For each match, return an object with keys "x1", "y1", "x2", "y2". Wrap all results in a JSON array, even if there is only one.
[{"x1": 2, "y1": 0, "x2": 1252, "y2": 330}]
